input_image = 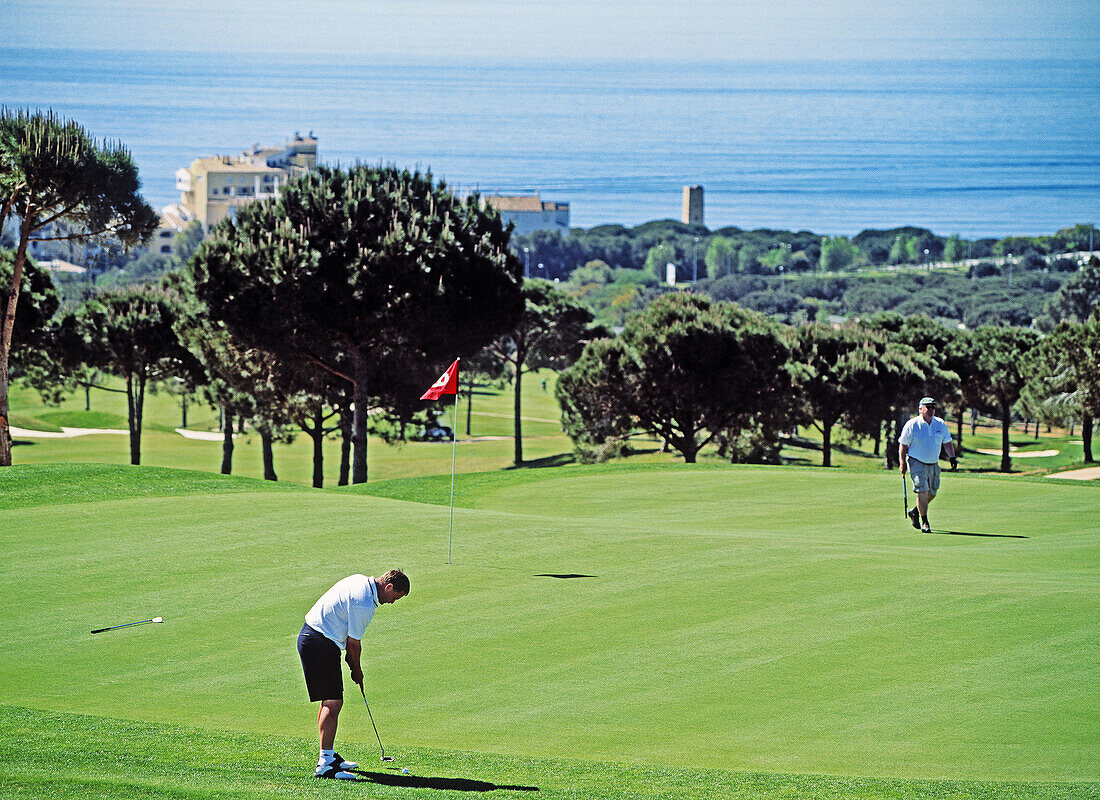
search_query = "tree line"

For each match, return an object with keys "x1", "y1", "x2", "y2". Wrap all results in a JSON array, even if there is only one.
[
  {"x1": 556, "y1": 289, "x2": 1099, "y2": 471},
  {"x1": 2, "y1": 108, "x2": 1096, "y2": 479},
  {"x1": 512, "y1": 220, "x2": 1098, "y2": 282}
]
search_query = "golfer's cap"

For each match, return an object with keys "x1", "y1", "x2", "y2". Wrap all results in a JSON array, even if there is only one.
[{"x1": 919, "y1": 396, "x2": 937, "y2": 406}]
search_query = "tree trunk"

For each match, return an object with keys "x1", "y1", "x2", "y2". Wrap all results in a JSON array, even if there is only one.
[
  {"x1": 872, "y1": 420, "x2": 882, "y2": 456},
  {"x1": 678, "y1": 435, "x2": 698, "y2": 463},
  {"x1": 822, "y1": 422, "x2": 832, "y2": 467},
  {"x1": 127, "y1": 373, "x2": 145, "y2": 466},
  {"x1": 221, "y1": 406, "x2": 234, "y2": 475},
  {"x1": 85, "y1": 384, "x2": 91, "y2": 411},
  {"x1": 181, "y1": 395, "x2": 188, "y2": 428},
  {"x1": 351, "y1": 350, "x2": 369, "y2": 484},
  {"x1": 0, "y1": 357, "x2": 11, "y2": 466},
  {"x1": 261, "y1": 430, "x2": 277, "y2": 481},
  {"x1": 513, "y1": 367, "x2": 524, "y2": 466},
  {"x1": 0, "y1": 217, "x2": 31, "y2": 467},
  {"x1": 311, "y1": 405, "x2": 324, "y2": 488},
  {"x1": 339, "y1": 410, "x2": 351, "y2": 486},
  {"x1": 955, "y1": 405, "x2": 965, "y2": 450},
  {"x1": 465, "y1": 382, "x2": 473, "y2": 435},
  {"x1": 884, "y1": 412, "x2": 899, "y2": 470},
  {"x1": 1000, "y1": 400, "x2": 1012, "y2": 473},
  {"x1": 1083, "y1": 416, "x2": 1095, "y2": 463}
]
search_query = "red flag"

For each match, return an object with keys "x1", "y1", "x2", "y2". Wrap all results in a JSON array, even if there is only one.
[{"x1": 420, "y1": 359, "x2": 459, "y2": 400}]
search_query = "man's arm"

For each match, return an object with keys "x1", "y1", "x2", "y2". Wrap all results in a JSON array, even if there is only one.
[
  {"x1": 899, "y1": 443, "x2": 909, "y2": 473},
  {"x1": 344, "y1": 636, "x2": 364, "y2": 687},
  {"x1": 944, "y1": 437, "x2": 957, "y2": 470}
]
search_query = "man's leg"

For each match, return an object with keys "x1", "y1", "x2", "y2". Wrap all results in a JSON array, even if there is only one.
[
  {"x1": 918, "y1": 490, "x2": 936, "y2": 532},
  {"x1": 318, "y1": 699, "x2": 342, "y2": 751},
  {"x1": 916, "y1": 490, "x2": 935, "y2": 516},
  {"x1": 299, "y1": 624, "x2": 357, "y2": 779}
]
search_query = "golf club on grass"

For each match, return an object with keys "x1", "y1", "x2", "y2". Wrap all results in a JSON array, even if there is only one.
[
  {"x1": 91, "y1": 616, "x2": 163, "y2": 634},
  {"x1": 360, "y1": 685, "x2": 395, "y2": 762}
]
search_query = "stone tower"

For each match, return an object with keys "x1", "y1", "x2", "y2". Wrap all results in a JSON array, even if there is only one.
[{"x1": 682, "y1": 185, "x2": 704, "y2": 226}]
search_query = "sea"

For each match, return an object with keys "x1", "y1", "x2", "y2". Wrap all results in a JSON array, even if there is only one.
[{"x1": 2, "y1": 48, "x2": 1098, "y2": 239}]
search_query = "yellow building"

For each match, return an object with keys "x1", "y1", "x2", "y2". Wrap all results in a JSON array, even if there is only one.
[{"x1": 175, "y1": 133, "x2": 317, "y2": 234}]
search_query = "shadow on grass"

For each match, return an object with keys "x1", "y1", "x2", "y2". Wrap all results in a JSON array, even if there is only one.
[
  {"x1": 931, "y1": 529, "x2": 1029, "y2": 539},
  {"x1": 535, "y1": 573, "x2": 597, "y2": 579},
  {"x1": 353, "y1": 770, "x2": 538, "y2": 792},
  {"x1": 506, "y1": 454, "x2": 575, "y2": 470}
]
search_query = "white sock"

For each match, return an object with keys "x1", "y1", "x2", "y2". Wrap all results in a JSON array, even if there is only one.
[{"x1": 319, "y1": 748, "x2": 335, "y2": 766}]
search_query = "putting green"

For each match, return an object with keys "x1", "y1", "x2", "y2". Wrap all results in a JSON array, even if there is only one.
[{"x1": 0, "y1": 463, "x2": 1096, "y2": 786}]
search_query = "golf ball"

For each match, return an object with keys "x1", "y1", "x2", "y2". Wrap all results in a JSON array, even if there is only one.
[{"x1": 402, "y1": 768, "x2": 409, "y2": 774}]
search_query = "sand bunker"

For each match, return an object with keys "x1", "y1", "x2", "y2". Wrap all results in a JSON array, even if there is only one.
[{"x1": 976, "y1": 448, "x2": 1060, "y2": 458}]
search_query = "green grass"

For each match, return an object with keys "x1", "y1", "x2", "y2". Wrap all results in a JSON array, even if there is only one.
[
  {"x1": 1, "y1": 706, "x2": 1090, "y2": 800},
  {"x1": 0, "y1": 463, "x2": 303, "y2": 510},
  {"x1": 4, "y1": 373, "x2": 1099, "y2": 797},
  {"x1": 1, "y1": 463, "x2": 1097, "y2": 799}
]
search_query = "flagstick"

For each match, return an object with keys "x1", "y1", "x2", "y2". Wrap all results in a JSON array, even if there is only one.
[{"x1": 447, "y1": 385, "x2": 459, "y2": 564}]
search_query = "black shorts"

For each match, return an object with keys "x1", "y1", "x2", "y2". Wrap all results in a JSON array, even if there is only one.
[{"x1": 297, "y1": 623, "x2": 343, "y2": 702}]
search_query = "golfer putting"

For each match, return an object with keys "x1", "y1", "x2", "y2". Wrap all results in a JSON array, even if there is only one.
[
  {"x1": 297, "y1": 570, "x2": 410, "y2": 780},
  {"x1": 899, "y1": 396, "x2": 957, "y2": 533}
]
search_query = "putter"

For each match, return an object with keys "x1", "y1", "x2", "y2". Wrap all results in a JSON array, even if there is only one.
[
  {"x1": 91, "y1": 616, "x2": 163, "y2": 634},
  {"x1": 902, "y1": 470, "x2": 909, "y2": 519},
  {"x1": 360, "y1": 685, "x2": 395, "y2": 762}
]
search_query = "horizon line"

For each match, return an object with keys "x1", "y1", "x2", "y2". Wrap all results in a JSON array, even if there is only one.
[{"x1": 3, "y1": 45, "x2": 1098, "y2": 68}]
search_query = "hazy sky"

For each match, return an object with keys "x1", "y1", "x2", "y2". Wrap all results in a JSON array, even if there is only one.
[{"x1": 3, "y1": 0, "x2": 1098, "y2": 61}]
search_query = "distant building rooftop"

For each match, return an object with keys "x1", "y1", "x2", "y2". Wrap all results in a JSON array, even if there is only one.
[
  {"x1": 159, "y1": 203, "x2": 193, "y2": 231},
  {"x1": 190, "y1": 156, "x2": 284, "y2": 174},
  {"x1": 483, "y1": 195, "x2": 545, "y2": 213},
  {"x1": 481, "y1": 192, "x2": 570, "y2": 214},
  {"x1": 40, "y1": 258, "x2": 85, "y2": 274}
]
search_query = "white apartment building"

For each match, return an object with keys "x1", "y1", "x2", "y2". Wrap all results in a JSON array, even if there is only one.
[{"x1": 176, "y1": 133, "x2": 317, "y2": 234}]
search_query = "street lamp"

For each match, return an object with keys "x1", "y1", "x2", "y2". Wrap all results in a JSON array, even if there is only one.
[{"x1": 523, "y1": 247, "x2": 530, "y2": 279}]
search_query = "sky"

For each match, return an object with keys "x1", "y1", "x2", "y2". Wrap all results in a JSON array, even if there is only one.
[{"x1": 2, "y1": 0, "x2": 1098, "y2": 61}]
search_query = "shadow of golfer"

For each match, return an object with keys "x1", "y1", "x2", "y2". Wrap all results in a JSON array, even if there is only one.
[
  {"x1": 535, "y1": 573, "x2": 597, "y2": 579},
  {"x1": 931, "y1": 529, "x2": 1029, "y2": 539},
  {"x1": 353, "y1": 770, "x2": 538, "y2": 792}
]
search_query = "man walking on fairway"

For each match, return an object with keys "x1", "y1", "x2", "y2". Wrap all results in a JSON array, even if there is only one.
[
  {"x1": 899, "y1": 396, "x2": 957, "y2": 533},
  {"x1": 297, "y1": 570, "x2": 409, "y2": 779}
]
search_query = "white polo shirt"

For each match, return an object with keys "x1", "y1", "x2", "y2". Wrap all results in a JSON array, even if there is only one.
[
  {"x1": 304, "y1": 574, "x2": 379, "y2": 650},
  {"x1": 899, "y1": 415, "x2": 952, "y2": 464}
]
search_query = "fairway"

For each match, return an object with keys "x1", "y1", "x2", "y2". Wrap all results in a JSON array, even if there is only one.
[{"x1": 1, "y1": 463, "x2": 1097, "y2": 799}]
